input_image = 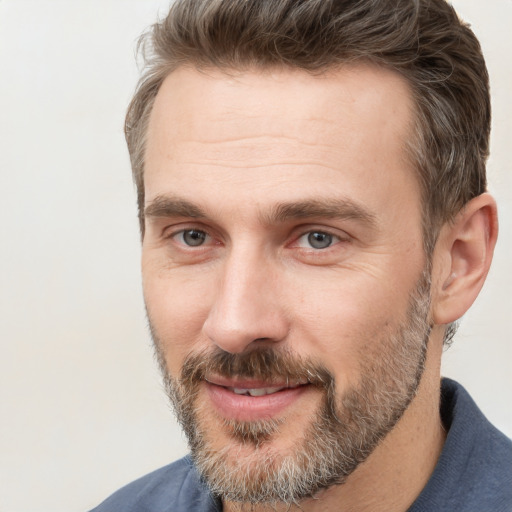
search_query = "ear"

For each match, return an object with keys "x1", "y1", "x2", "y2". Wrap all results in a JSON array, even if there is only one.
[{"x1": 431, "y1": 193, "x2": 498, "y2": 325}]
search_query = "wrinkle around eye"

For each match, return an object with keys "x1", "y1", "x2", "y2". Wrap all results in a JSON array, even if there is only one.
[
  {"x1": 158, "y1": 223, "x2": 222, "y2": 254},
  {"x1": 286, "y1": 229, "x2": 354, "y2": 267},
  {"x1": 157, "y1": 228, "x2": 223, "y2": 267}
]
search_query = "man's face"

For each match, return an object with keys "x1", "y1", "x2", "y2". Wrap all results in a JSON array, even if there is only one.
[{"x1": 142, "y1": 65, "x2": 431, "y2": 504}]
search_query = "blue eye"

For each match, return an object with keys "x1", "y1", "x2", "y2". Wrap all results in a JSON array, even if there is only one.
[
  {"x1": 298, "y1": 231, "x2": 337, "y2": 249},
  {"x1": 307, "y1": 232, "x2": 333, "y2": 249},
  {"x1": 178, "y1": 229, "x2": 208, "y2": 247}
]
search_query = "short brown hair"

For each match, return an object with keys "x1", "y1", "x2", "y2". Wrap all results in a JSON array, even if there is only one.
[{"x1": 126, "y1": 0, "x2": 490, "y2": 256}]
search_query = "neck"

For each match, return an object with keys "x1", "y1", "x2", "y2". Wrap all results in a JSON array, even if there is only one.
[{"x1": 224, "y1": 328, "x2": 446, "y2": 512}]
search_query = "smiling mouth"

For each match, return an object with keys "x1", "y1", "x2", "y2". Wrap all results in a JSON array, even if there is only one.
[
  {"x1": 203, "y1": 376, "x2": 314, "y2": 421},
  {"x1": 227, "y1": 384, "x2": 305, "y2": 397},
  {"x1": 205, "y1": 376, "x2": 309, "y2": 397}
]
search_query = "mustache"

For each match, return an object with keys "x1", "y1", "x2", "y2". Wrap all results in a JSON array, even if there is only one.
[{"x1": 180, "y1": 347, "x2": 334, "y2": 390}]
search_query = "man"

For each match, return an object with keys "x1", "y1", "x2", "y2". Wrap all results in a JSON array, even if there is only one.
[{"x1": 91, "y1": 0, "x2": 511, "y2": 510}]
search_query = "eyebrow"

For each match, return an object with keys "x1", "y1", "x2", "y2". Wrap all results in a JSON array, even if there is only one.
[
  {"x1": 144, "y1": 196, "x2": 207, "y2": 219},
  {"x1": 144, "y1": 195, "x2": 376, "y2": 228},
  {"x1": 263, "y1": 199, "x2": 377, "y2": 227}
]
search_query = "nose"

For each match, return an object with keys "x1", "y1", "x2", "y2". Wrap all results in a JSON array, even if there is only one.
[{"x1": 202, "y1": 249, "x2": 289, "y2": 354}]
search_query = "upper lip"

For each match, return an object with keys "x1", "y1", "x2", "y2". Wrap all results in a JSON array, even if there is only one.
[{"x1": 204, "y1": 375, "x2": 308, "y2": 389}]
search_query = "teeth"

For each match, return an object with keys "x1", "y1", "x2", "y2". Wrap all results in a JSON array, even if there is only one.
[{"x1": 232, "y1": 387, "x2": 284, "y2": 397}]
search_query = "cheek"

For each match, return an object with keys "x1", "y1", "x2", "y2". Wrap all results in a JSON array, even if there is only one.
[
  {"x1": 142, "y1": 262, "x2": 214, "y2": 376},
  {"x1": 288, "y1": 270, "x2": 411, "y2": 385}
]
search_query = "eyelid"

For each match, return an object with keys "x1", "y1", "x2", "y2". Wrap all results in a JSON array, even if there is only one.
[
  {"x1": 160, "y1": 222, "x2": 350, "y2": 251},
  {"x1": 161, "y1": 224, "x2": 217, "y2": 250},
  {"x1": 291, "y1": 226, "x2": 351, "y2": 246},
  {"x1": 296, "y1": 231, "x2": 338, "y2": 249},
  {"x1": 167, "y1": 227, "x2": 208, "y2": 237},
  {"x1": 162, "y1": 222, "x2": 210, "y2": 239},
  {"x1": 173, "y1": 228, "x2": 210, "y2": 245}
]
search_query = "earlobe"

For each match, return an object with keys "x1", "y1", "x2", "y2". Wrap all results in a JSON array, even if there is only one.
[{"x1": 432, "y1": 193, "x2": 498, "y2": 326}]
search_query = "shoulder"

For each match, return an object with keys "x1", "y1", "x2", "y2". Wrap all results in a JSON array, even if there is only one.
[
  {"x1": 410, "y1": 378, "x2": 512, "y2": 512},
  {"x1": 89, "y1": 456, "x2": 220, "y2": 512}
]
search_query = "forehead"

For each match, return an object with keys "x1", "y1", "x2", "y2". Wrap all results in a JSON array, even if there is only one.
[{"x1": 145, "y1": 64, "x2": 419, "y2": 219}]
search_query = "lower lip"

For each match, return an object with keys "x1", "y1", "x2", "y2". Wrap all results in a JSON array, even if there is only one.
[{"x1": 205, "y1": 382, "x2": 311, "y2": 421}]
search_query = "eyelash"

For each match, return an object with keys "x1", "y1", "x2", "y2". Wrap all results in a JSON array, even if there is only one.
[
  {"x1": 294, "y1": 230, "x2": 342, "y2": 250},
  {"x1": 166, "y1": 226, "x2": 347, "y2": 253},
  {"x1": 171, "y1": 228, "x2": 211, "y2": 247}
]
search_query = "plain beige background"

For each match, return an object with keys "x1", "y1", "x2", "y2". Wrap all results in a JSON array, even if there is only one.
[{"x1": 0, "y1": 1, "x2": 510, "y2": 511}]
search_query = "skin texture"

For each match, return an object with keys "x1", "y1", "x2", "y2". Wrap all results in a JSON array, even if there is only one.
[{"x1": 141, "y1": 65, "x2": 498, "y2": 511}]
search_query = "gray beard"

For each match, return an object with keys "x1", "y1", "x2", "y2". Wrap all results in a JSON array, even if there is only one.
[{"x1": 151, "y1": 271, "x2": 431, "y2": 507}]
